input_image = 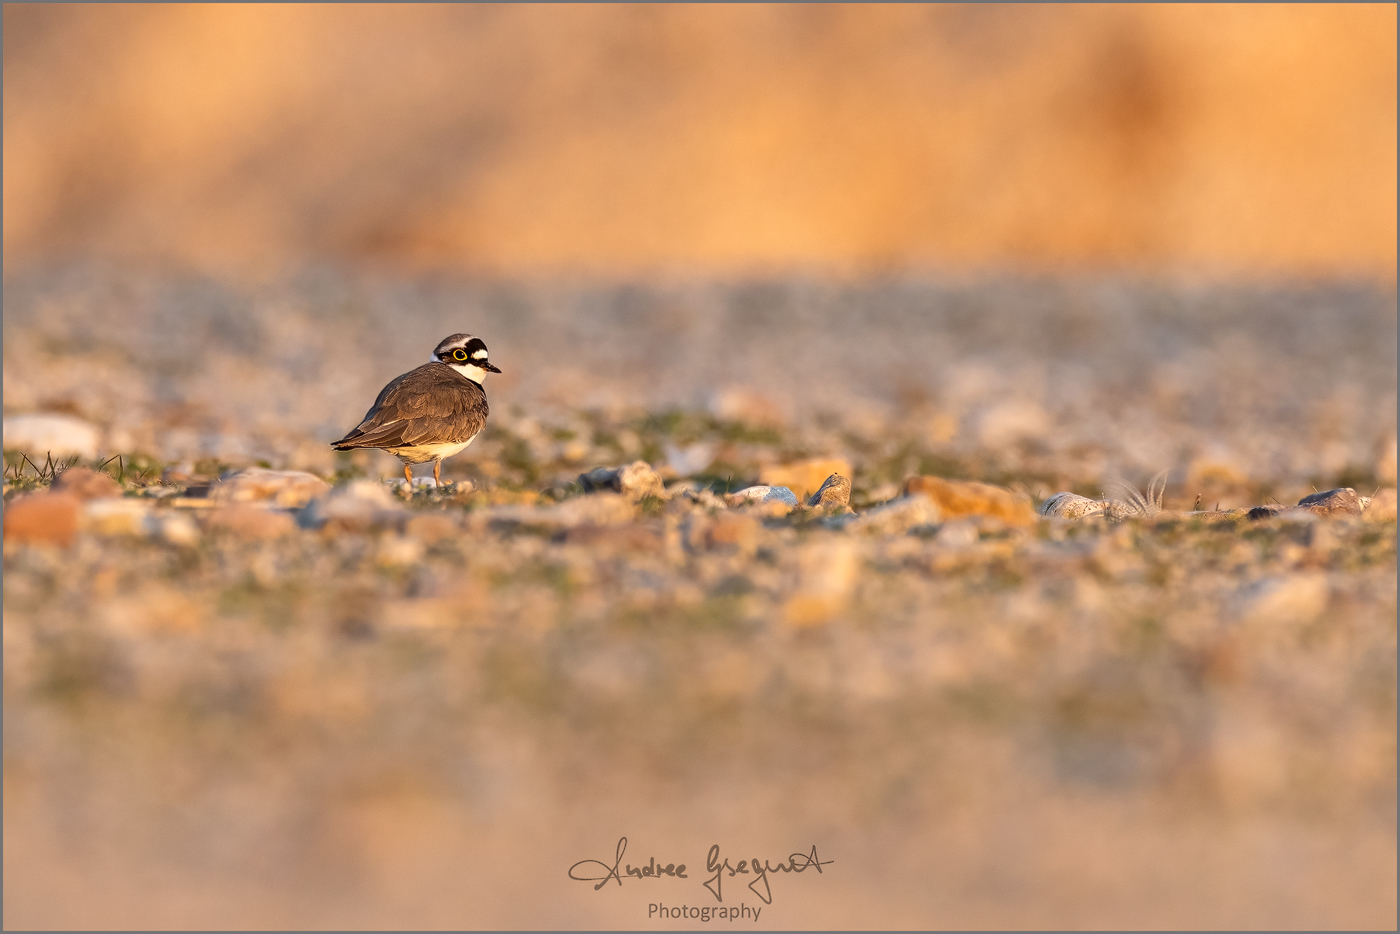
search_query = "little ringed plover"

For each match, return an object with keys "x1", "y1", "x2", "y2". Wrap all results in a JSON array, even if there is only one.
[{"x1": 332, "y1": 333, "x2": 499, "y2": 486}]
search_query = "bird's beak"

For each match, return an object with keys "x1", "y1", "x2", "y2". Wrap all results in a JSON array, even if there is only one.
[{"x1": 484, "y1": 361, "x2": 502, "y2": 374}]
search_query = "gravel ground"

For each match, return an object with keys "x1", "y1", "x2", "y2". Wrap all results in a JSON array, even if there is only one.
[{"x1": 3, "y1": 268, "x2": 1397, "y2": 929}]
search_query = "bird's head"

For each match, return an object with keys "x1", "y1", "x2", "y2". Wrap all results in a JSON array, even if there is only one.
[{"x1": 432, "y1": 333, "x2": 501, "y2": 384}]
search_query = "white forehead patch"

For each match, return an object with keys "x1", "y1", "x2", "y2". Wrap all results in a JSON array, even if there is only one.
[{"x1": 471, "y1": 348, "x2": 488, "y2": 360}]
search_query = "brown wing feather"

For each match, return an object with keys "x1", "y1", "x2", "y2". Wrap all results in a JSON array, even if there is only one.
[{"x1": 332, "y1": 363, "x2": 489, "y2": 450}]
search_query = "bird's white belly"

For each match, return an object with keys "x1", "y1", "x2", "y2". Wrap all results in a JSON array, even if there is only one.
[{"x1": 388, "y1": 438, "x2": 475, "y2": 465}]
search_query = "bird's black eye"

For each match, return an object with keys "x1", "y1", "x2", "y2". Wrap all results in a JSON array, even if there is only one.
[{"x1": 453, "y1": 349, "x2": 468, "y2": 361}]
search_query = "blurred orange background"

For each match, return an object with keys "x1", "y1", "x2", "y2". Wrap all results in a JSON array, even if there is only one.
[{"x1": 3, "y1": 3, "x2": 1396, "y2": 279}]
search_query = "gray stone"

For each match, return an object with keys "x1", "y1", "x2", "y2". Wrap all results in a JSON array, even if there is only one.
[
  {"x1": 1039, "y1": 493, "x2": 1104, "y2": 519},
  {"x1": 724, "y1": 485, "x2": 799, "y2": 508}
]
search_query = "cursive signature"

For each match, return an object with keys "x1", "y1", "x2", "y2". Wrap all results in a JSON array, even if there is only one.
[
  {"x1": 567, "y1": 837, "x2": 688, "y2": 891},
  {"x1": 702, "y1": 844, "x2": 833, "y2": 905},
  {"x1": 567, "y1": 837, "x2": 832, "y2": 905}
]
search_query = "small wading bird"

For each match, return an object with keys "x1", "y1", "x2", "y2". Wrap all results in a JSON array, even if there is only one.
[{"x1": 331, "y1": 333, "x2": 499, "y2": 487}]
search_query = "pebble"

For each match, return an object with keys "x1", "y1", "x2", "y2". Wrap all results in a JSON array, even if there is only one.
[
  {"x1": 82, "y1": 498, "x2": 154, "y2": 536},
  {"x1": 760, "y1": 459, "x2": 851, "y2": 502},
  {"x1": 851, "y1": 495, "x2": 942, "y2": 534},
  {"x1": 52, "y1": 467, "x2": 122, "y2": 501},
  {"x1": 386, "y1": 477, "x2": 464, "y2": 493},
  {"x1": 807, "y1": 473, "x2": 852, "y2": 508},
  {"x1": 1039, "y1": 493, "x2": 1105, "y2": 519},
  {"x1": 300, "y1": 481, "x2": 406, "y2": 532},
  {"x1": 1248, "y1": 488, "x2": 1366, "y2": 521},
  {"x1": 905, "y1": 476, "x2": 1036, "y2": 526},
  {"x1": 3, "y1": 492, "x2": 81, "y2": 547},
  {"x1": 675, "y1": 486, "x2": 728, "y2": 510},
  {"x1": 1296, "y1": 487, "x2": 1364, "y2": 517},
  {"x1": 578, "y1": 461, "x2": 666, "y2": 500},
  {"x1": 724, "y1": 485, "x2": 798, "y2": 509},
  {"x1": 1247, "y1": 504, "x2": 1321, "y2": 523},
  {"x1": 161, "y1": 462, "x2": 216, "y2": 486},
  {"x1": 213, "y1": 468, "x2": 331, "y2": 508},
  {"x1": 2, "y1": 413, "x2": 101, "y2": 459},
  {"x1": 205, "y1": 505, "x2": 297, "y2": 540},
  {"x1": 1245, "y1": 504, "x2": 1292, "y2": 520},
  {"x1": 10, "y1": 493, "x2": 202, "y2": 545}
]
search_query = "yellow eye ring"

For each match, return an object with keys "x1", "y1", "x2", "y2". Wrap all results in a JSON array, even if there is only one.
[{"x1": 453, "y1": 349, "x2": 468, "y2": 361}]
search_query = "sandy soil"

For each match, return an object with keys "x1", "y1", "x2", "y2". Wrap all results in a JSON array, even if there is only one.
[{"x1": 3, "y1": 269, "x2": 1396, "y2": 929}]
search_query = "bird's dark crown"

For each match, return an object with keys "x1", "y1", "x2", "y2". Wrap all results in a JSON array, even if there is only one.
[
  {"x1": 433, "y1": 333, "x2": 487, "y2": 359},
  {"x1": 432, "y1": 333, "x2": 500, "y2": 377}
]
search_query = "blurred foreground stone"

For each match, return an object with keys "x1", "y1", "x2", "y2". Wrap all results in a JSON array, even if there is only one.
[
  {"x1": 82, "y1": 498, "x2": 154, "y2": 536},
  {"x1": 1365, "y1": 488, "x2": 1397, "y2": 521},
  {"x1": 783, "y1": 537, "x2": 859, "y2": 626},
  {"x1": 904, "y1": 475, "x2": 1036, "y2": 526},
  {"x1": 851, "y1": 494, "x2": 942, "y2": 533},
  {"x1": 578, "y1": 461, "x2": 666, "y2": 500},
  {"x1": 404, "y1": 513, "x2": 461, "y2": 543},
  {"x1": 213, "y1": 468, "x2": 330, "y2": 507},
  {"x1": 205, "y1": 505, "x2": 297, "y2": 540},
  {"x1": 693, "y1": 513, "x2": 761, "y2": 556},
  {"x1": 2, "y1": 413, "x2": 100, "y2": 459},
  {"x1": 301, "y1": 481, "x2": 407, "y2": 532},
  {"x1": 479, "y1": 492, "x2": 636, "y2": 532},
  {"x1": 52, "y1": 467, "x2": 122, "y2": 501},
  {"x1": 3, "y1": 492, "x2": 81, "y2": 547},
  {"x1": 1234, "y1": 573, "x2": 1331, "y2": 626}
]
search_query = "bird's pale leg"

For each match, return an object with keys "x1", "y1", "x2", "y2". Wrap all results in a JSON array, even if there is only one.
[
  {"x1": 433, "y1": 461, "x2": 442, "y2": 487},
  {"x1": 403, "y1": 463, "x2": 413, "y2": 488}
]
